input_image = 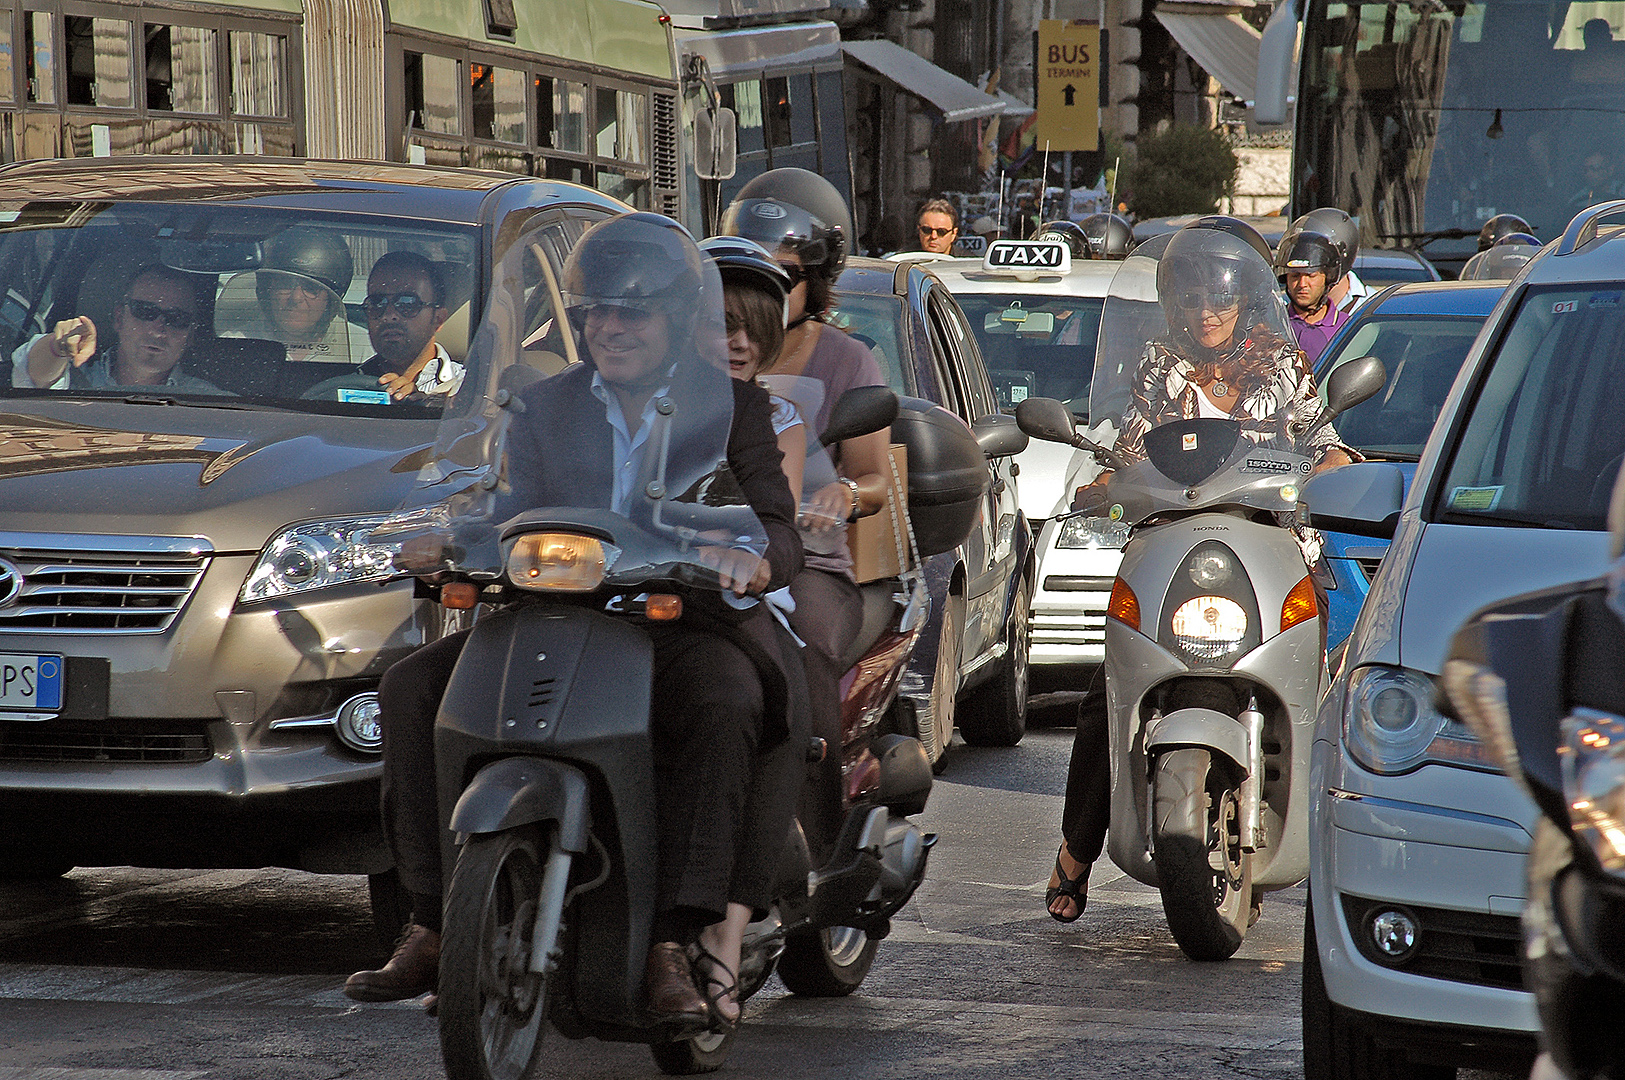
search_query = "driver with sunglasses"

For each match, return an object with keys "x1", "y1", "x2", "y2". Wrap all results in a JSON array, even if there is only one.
[
  {"x1": 302, "y1": 250, "x2": 464, "y2": 404},
  {"x1": 10, "y1": 263, "x2": 225, "y2": 395}
]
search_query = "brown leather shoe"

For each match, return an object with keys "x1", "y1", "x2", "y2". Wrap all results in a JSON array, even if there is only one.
[
  {"x1": 344, "y1": 923, "x2": 440, "y2": 1002},
  {"x1": 643, "y1": 941, "x2": 709, "y2": 1034}
]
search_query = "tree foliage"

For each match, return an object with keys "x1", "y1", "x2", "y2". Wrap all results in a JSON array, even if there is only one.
[{"x1": 1123, "y1": 125, "x2": 1239, "y2": 219}]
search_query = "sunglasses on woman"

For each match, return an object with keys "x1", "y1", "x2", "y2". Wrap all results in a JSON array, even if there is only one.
[
  {"x1": 122, "y1": 297, "x2": 198, "y2": 330},
  {"x1": 1175, "y1": 290, "x2": 1241, "y2": 312},
  {"x1": 777, "y1": 262, "x2": 808, "y2": 287}
]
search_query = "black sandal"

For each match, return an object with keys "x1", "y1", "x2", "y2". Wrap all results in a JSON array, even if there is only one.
[
  {"x1": 689, "y1": 942, "x2": 740, "y2": 1035},
  {"x1": 1046, "y1": 843, "x2": 1089, "y2": 923}
]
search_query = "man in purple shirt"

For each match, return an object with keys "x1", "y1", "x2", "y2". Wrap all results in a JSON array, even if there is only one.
[{"x1": 1279, "y1": 230, "x2": 1350, "y2": 365}]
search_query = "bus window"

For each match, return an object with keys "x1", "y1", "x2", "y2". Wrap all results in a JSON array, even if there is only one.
[
  {"x1": 0, "y1": 17, "x2": 11, "y2": 103},
  {"x1": 473, "y1": 64, "x2": 525, "y2": 144},
  {"x1": 65, "y1": 17, "x2": 132, "y2": 109},
  {"x1": 25, "y1": 11, "x2": 54, "y2": 104},
  {"x1": 145, "y1": 24, "x2": 218, "y2": 114},
  {"x1": 722, "y1": 80, "x2": 764, "y2": 155},
  {"x1": 545, "y1": 76, "x2": 587, "y2": 153},
  {"x1": 765, "y1": 75, "x2": 790, "y2": 148},
  {"x1": 230, "y1": 32, "x2": 287, "y2": 118},
  {"x1": 405, "y1": 51, "x2": 459, "y2": 134},
  {"x1": 788, "y1": 72, "x2": 815, "y2": 145},
  {"x1": 596, "y1": 86, "x2": 646, "y2": 164}
]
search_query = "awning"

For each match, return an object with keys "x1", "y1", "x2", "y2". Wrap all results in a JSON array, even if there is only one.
[
  {"x1": 841, "y1": 40, "x2": 1006, "y2": 123},
  {"x1": 1154, "y1": 11, "x2": 1263, "y2": 104},
  {"x1": 996, "y1": 89, "x2": 1035, "y2": 118}
]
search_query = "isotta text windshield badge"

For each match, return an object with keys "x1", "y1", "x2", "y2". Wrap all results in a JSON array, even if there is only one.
[{"x1": 1183, "y1": 432, "x2": 1198, "y2": 451}]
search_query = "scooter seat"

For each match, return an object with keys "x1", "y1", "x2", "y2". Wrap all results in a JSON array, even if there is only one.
[{"x1": 838, "y1": 580, "x2": 901, "y2": 672}]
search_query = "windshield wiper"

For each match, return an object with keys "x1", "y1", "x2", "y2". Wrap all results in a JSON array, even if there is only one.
[
  {"x1": 1360, "y1": 450, "x2": 1420, "y2": 462},
  {"x1": 1374, "y1": 227, "x2": 1478, "y2": 250},
  {"x1": 1439, "y1": 509, "x2": 1579, "y2": 529}
]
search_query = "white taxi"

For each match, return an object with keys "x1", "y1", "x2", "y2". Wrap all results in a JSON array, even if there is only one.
[{"x1": 931, "y1": 239, "x2": 1123, "y2": 693}]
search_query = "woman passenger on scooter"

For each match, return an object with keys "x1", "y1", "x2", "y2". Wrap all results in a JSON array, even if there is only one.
[
  {"x1": 1046, "y1": 223, "x2": 1354, "y2": 923},
  {"x1": 347, "y1": 214, "x2": 804, "y2": 1037}
]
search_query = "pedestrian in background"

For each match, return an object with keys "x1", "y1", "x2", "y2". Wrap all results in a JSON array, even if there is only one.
[{"x1": 914, "y1": 198, "x2": 959, "y2": 255}]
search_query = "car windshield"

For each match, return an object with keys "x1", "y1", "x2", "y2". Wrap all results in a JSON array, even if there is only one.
[
  {"x1": 827, "y1": 293, "x2": 910, "y2": 395},
  {"x1": 954, "y1": 294, "x2": 1102, "y2": 416},
  {"x1": 1318, "y1": 314, "x2": 1484, "y2": 460},
  {"x1": 0, "y1": 202, "x2": 479, "y2": 416},
  {"x1": 1435, "y1": 282, "x2": 1625, "y2": 530}
]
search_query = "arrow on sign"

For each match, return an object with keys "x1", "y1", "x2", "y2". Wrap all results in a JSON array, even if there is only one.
[{"x1": 1062, "y1": 84, "x2": 1076, "y2": 106}]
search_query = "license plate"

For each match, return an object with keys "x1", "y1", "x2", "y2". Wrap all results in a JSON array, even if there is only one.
[{"x1": 0, "y1": 653, "x2": 63, "y2": 715}]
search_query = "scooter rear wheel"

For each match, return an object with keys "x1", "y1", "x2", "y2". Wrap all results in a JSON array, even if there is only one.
[
  {"x1": 440, "y1": 826, "x2": 549, "y2": 1080},
  {"x1": 775, "y1": 926, "x2": 877, "y2": 996},
  {"x1": 1151, "y1": 748, "x2": 1252, "y2": 961}
]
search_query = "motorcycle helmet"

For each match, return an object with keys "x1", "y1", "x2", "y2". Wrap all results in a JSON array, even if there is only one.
[
  {"x1": 561, "y1": 212, "x2": 709, "y2": 339},
  {"x1": 259, "y1": 227, "x2": 354, "y2": 300},
  {"x1": 1286, "y1": 207, "x2": 1359, "y2": 279},
  {"x1": 700, "y1": 234, "x2": 792, "y2": 326},
  {"x1": 1157, "y1": 224, "x2": 1288, "y2": 362},
  {"x1": 1179, "y1": 215, "x2": 1275, "y2": 265},
  {"x1": 719, "y1": 167, "x2": 853, "y2": 281},
  {"x1": 1495, "y1": 231, "x2": 1542, "y2": 249},
  {"x1": 1034, "y1": 219, "x2": 1090, "y2": 260},
  {"x1": 1078, "y1": 213, "x2": 1135, "y2": 259},
  {"x1": 1478, "y1": 213, "x2": 1534, "y2": 251},
  {"x1": 1274, "y1": 229, "x2": 1346, "y2": 288}
]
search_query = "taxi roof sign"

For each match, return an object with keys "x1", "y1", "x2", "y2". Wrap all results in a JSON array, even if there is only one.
[{"x1": 981, "y1": 239, "x2": 1071, "y2": 279}]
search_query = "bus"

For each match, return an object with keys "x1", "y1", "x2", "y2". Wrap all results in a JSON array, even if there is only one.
[
  {"x1": 1256, "y1": 0, "x2": 1625, "y2": 274},
  {"x1": 0, "y1": 0, "x2": 851, "y2": 236}
]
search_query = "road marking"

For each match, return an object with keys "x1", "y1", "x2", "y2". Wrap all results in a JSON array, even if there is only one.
[
  {"x1": 0, "y1": 1071, "x2": 209, "y2": 1080},
  {"x1": 0, "y1": 963, "x2": 403, "y2": 1011}
]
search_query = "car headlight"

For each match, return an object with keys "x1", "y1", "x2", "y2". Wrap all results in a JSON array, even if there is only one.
[
  {"x1": 1056, "y1": 515, "x2": 1131, "y2": 550},
  {"x1": 1559, "y1": 707, "x2": 1625, "y2": 874},
  {"x1": 1170, "y1": 596, "x2": 1248, "y2": 660},
  {"x1": 1344, "y1": 664, "x2": 1496, "y2": 775},
  {"x1": 240, "y1": 515, "x2": 401, "y2": 602},
  {"x1": 505, "y1": 532, "x2": 617, "y2": 592}
]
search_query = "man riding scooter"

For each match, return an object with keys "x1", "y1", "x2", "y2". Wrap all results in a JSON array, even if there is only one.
[{"x1": 343, "y1": 213, "x2": 804, "y2": 1034}]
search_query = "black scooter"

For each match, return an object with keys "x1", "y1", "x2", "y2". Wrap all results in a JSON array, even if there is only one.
[{"x1": 1442, "y1": 536, "x2": 1625, "y2": 1080}]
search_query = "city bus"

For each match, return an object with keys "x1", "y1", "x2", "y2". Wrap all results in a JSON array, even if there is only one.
[
  {"x1": 0, "y1": 0, "x2": 851, "y2": 236},
  {"x1": 1256, "y1": 0, "x2": 1625, "y2": 274}
]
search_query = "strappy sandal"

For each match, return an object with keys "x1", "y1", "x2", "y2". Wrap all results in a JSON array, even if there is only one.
[
  {"x1": 1046, "y1": 843, "x2": 1089, "y2": 923},
  {"x1": 688, "y1": 941, "x2": 740, "y2": 1035}
]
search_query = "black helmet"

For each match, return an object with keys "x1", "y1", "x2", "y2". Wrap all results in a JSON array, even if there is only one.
[
  {"x1": 719, "y1": 168, "x2": 853, "y2": 280},
  {"x1": 1157, "y1": 225, "x2": 1287, "y2": 361},
  {"x1": 561, "y1": 212, "x2": 708, "y2": 326},
  {"x1": 1287, "y1": 208, "x2": 1359, "y2": 278},
  {"x1": 1034, "y1": 220, "x2": 1090, "y2": 259},
  {"x1": 1478, "y1": 214, "x2": 1534, "y2": 251},
  {"x1": 1078, "y1": 213, "x2": 1135, "y2": 259},
  {"x1": 260, "y1": 227, "x2": 354, "y2": 298},
  {"x1": 699, "y1": 235, "x2": 792, "y2": 308},
  {"x1": 1180, "y1": 215, "x2": 1275, "y2": 265},
  {"x1": 1274, "y1": 229, "x2": 1346, "y2": 288}
]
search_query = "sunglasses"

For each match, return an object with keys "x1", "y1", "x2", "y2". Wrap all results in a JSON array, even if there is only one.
[
  {"x1": 777, "y1": 262, "x2": 807, "y2": 287},
  {"x1": 1175, "y1": 290, "x2": 1241, "y2": 312},
  {"x1": 267, "y1": 279, "x2": 329, "y2": 298},
  {"x1": 122, "y1": 297, "x2": 197, "y2": 330},
  {"x1": 918, "y1": 225, "x2": 954, "y2": 239},
  {"x1": 365, "y1": 293, "x2": 434, "y2": 318},
  {"x1": 568, "y1": 303, "x2": 657, "y2": 330}
]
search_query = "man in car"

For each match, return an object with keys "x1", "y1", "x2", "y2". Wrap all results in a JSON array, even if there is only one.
[
  {"x1": 303, "y1": 251, "x2": 464, "y2": 403},
  {"x1": 10, "y1": 264, "x2": 224, "y2": 394}
]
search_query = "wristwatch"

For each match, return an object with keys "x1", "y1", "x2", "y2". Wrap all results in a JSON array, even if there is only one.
[{"x1": 840, "y1": 477, "x2": 861, "y2": 521}]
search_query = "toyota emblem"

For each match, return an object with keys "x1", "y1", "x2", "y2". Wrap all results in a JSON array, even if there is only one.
[{"x1": 0, "y1": 557, "x2": 20, "y2": 608}]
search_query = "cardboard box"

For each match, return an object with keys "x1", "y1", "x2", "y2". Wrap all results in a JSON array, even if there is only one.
[{"x1": 849, "y1": 444, "x2": 912, "y2": 583}]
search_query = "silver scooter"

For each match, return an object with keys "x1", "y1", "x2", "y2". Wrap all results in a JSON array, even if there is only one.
[{"x1": 1017, "y1": 231, "x2": 1384, "y2": 960}]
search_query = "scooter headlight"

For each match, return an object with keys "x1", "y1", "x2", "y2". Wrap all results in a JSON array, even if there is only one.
[
  {"x1": 1170, "y1": 596, "x2": 1248, "y2": 659},
  {"x1": 1559, "y1": 707, "x2": 1625, "y2": 875},
  {"x1": 505, "y1": 533, "x2": 617, "y2": 592},
  {"x1": 1344, "y1": 664, "x2": 1494, "y2": 775}
]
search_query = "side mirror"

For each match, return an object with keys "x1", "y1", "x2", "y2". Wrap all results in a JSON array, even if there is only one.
[
  {"x1": 821, "y1": 385, "x2": 899, "y2": 448},
  {"x1": 694, "y1": 107, "x2": 737, "y2": 181},
  {"x1": 1323, "y1": 355, "x2": 1387, "y2": 418},
  {"x1": 1300, "y1": 461, "x2": 1405, "y2": 540},
  {"x1": 1253, "y1": 0, "x2": 1301, "y2": 125},
  {"x1": 973, "y1": 412, "x2": 1029, "y2": 459},
  {"x1": 1014, "y1": 396, "x2": 1076, "y2": 444}
]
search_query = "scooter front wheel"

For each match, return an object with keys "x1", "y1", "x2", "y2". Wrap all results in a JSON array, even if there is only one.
[
  {"x1": 649, "y1": 1027, "x2": 735, "y2": 1075},
  {"x1": 440, "y1": 826, "x2": 550, "y2": 1080},
  {"x1": 1151, "y1": 748, "x2": 1252, "y2": 961}
]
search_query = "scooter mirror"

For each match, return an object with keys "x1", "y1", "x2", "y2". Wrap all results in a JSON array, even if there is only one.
[
  {"x1": 821, "y1": 385, "x2": 900, "y2": 448},
  {"x1": 1014, "y1": 396, "x2": 1076, "y2": 444},
  {"x1": 972, "y1": 412, "x2": 1029, "y2": 459},
  {"x1": 1324, "y1": 355, "x2": 1387, "y2": 419}
]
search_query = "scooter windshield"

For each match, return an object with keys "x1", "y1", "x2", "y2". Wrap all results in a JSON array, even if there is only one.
[
  {"x1": 1087, "y1": 226, "x2": 1317, "y2": 526},
  {"x1": 379, "y1": 211, "x2": 767, "y2": 590}
]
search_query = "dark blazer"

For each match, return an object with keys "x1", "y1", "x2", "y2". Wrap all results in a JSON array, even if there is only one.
[{"x1": 503, "y1": 361, "x2": 804, "y2": 736}]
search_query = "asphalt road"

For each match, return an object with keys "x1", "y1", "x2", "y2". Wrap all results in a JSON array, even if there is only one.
[{"x1": 0, "y1": 717, "x2": 1523, "y2": 1080}]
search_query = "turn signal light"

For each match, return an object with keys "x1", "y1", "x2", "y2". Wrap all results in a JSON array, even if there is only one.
[
  {"x1": 506, "y1": 533, "x2": 611, "y2": 592},
  {"x1": 441, "y1": 582, "x2": 479, "y2": 609},
  {"x1": 1107, "y1": 577, "x2": 1140, "y2": 631},
  {"x1": 645, "y1": 594, "x2": 683, "y2": 621},
  {"x1": 1280, "y1": 575, "x2": 1319, "y2": 632}
]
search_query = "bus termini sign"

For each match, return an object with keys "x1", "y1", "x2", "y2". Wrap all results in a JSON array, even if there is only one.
[{"x1": 982, "y1": 240, "x2": 1072, "y2": 276}]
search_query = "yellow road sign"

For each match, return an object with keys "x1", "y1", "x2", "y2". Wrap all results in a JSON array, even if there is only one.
[{"x1": 1035, "y1": 20, "x2": 1100, "y2": 153}]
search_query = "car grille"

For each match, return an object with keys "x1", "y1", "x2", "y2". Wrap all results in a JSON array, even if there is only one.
[
  {"x1": 1031, "y1": 610, "x2": 1106, "y2": 649},
  {"x1": 0, "y1": 535, "x2": 210, "y2": 634},
  {"x1": 1341, "y1": 893, "x2": 1523, "y2": 991},
  {"x1": 0, "y1": 718, "x2": 213, "y2": 763},
  {"x1": 1355, "y1": 556, "x2": 1383, "y2": 584}
]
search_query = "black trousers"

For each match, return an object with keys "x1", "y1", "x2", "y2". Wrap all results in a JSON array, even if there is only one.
[
  {"x1": 1060, "y1": 701, "x2": 1111, "y2": 865},
  {"x1": 786, "y1": 569, "x2": 863, "y2": 862},
  {"x1": 378, "y1": 619, "x2": 769, "y2": 937}
]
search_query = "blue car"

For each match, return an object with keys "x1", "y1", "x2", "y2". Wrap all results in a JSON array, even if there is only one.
[{"x1": 1313, "y1": 280, "x2": 1507, "y2": 653}]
